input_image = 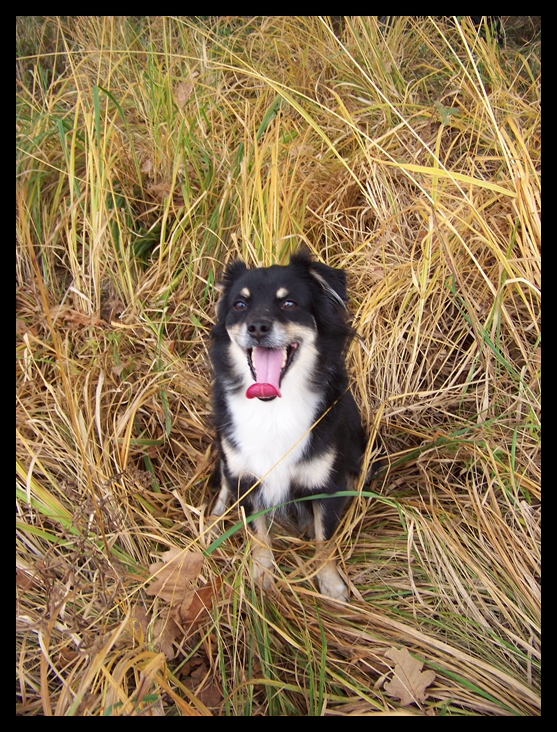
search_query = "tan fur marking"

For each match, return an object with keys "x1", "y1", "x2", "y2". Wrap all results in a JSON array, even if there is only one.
[
  {"x1": 313, "y1": 503, "x2": 349, "y2": 601},
  {"x1": 251, "y1": 514, "x2": 275, "y2": 589}
]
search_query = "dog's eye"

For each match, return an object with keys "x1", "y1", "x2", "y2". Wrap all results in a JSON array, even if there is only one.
[
  {"x1": 233, "y1": 300, "x2": 248, "y2": 311},
  {"x1": 281, "y1": 300, "x2": 297, "y2": 310}
]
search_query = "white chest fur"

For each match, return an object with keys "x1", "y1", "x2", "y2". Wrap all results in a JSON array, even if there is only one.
[{"x1": 222, "y1": 386, "x2": 334, "y2": 508}]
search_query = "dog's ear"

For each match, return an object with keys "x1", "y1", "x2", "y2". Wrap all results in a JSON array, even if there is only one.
[
  {"x1": 309, "y1": 261, "x2": 347, "y2": 307},
  {"x1": 223, "y1": 259, "x2": 248, "y2": 285},
  {"x1": 215, "y1": 259, "x2": 248, "y2": 293},
  {"x1": 290, "y1": 249, "x2": 348, "y2": 310},
  {"x1": 214, "y1": 260, "x2": 248, "y2": 321}
]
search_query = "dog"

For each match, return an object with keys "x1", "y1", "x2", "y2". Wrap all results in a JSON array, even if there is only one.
[{"x1": 208, "y1": 249, "x2": 365, "y2": 600}]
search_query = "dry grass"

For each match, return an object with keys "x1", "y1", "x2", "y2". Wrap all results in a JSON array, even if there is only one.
[{"x1": 16, "y1": 16, "x2": 540, "y2": 716}]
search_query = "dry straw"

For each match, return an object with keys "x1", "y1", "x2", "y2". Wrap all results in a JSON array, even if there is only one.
[{"x1": 17, "y1": 16, "x2": 540, "y2": 716}]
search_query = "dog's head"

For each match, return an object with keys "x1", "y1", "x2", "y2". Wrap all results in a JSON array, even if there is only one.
[{"x1": 212, "y1": 250, "x2": 351, "y2": 400}]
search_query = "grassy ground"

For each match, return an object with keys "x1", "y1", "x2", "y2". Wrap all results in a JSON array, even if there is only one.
[{"x1": 16, "y1": 17, "x2": 540, "y2": 716}]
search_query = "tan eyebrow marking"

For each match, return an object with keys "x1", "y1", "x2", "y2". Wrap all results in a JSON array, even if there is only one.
[
  {"x1": 276, "y1": 287, "x2": 289, "y2": 299},
  {"x1": 240, "y1": 287, "x2": 251, "y2": 298}
]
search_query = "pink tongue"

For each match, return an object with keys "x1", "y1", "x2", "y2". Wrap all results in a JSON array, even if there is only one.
[{"x1": 246, "y1": 347, "x2": 283, "y2": 399}]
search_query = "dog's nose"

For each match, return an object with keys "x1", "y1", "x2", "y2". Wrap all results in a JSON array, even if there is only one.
[{"x1": 247, "y1": 319, "x2": 272, "y2": 341}]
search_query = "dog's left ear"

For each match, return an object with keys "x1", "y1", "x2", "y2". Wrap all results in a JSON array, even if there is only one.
[
  {"x1": 290, "y1": 249, "x2": 348, "y2": 310},
  {"x1": 309, "y1": 261, "x2": 347, "y2": 308}
]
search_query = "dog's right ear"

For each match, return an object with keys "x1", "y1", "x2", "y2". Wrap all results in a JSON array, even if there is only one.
[
  {"x1": 217, "y1": 260, "x2": 248, "y2": 291},
  {"x1": 214, "y1": 260, "x2": 248, "y2": 321}
]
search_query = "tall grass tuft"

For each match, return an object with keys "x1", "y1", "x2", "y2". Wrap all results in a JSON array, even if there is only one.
[{"x1": 17, "y1": 16, "x2": 540, "y2": 716}]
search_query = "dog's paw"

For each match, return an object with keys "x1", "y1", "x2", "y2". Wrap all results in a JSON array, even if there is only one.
[
  {"x1": 211, "y1": 494, "x2": 228, "y2": 518},
  {"x1": 252, "y1": 546, "x2": 275, "y2": 590},
  {"x1": 317, "y1": 563, "x2": 349, "y2": 602}
]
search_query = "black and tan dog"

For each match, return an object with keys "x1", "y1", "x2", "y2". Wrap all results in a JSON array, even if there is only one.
[{"x1": 209, "y1": 250, "x2": 365, "y2": 600}]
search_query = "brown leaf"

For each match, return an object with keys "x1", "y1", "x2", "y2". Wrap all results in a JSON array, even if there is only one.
[
  {"x1": 147, "y1": 182, "x2": 172, "y2": 200},
  {"x1": 16, "y1": 568, "x2": 38, "y2": 591},
  {"x1": 50, "y1": 305, "x2": 100, "y2": 329},
  {"x1": 146, "y1": 547, "x2": 204, "y2": 603},
  {"x1": 180, "y1": 655, "x2": 208, "y2": 679},
  {"x1": 100, "y1": 295, "x2": 125, "y2": 323},
  {"x1": 141, "y1": 157, "x2": 154, "y2": 175},
  {"x1": 16, "y1": 319, "x2": 37, "y2": 337},
  {"x1": 144, "y1": 548, "x2": 221, "y2": 651},
  {"x1": 383, "y1": 647, "x2": 436, "y2": 706},
  {"x1": 174, "y1": 578, "x2": 223, "y2": 631},
  {"x1": 198, "y1": 683, "x2": 223, "y2": 709},
  {"x1": 132, "y1": 603, "x2": 182, "y2": 660},
  {"x1": 152, "y1": 610, "x2": 182, "y2": 660},
  {"x1": 174, "y1": 76, "x2": 196, "y2": 110},
  {"x1": 180, "y1": 654, "x2": 223, "y2": 710}
]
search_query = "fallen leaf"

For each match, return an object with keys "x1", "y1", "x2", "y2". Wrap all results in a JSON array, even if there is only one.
[
  {"x1": 180, "y1": 654, "x2": 223, "y2": 710},
  {"x1": 132, "y1": 603, "x2": 182, "y2": 660},
  {"x1": 147, "y1": 182, "x2": 172, "y2": 200},
  {"x1": 180, "y1": 655, "x2": 208, "y2": 678},
  {"x1": 141, "y1": 157, "x2": 154, "y2": 175},
  {"x1": 198, "y1": 683, "x2": 223, "y2": 709},
  {"x1": 100, "y1": 295, "x2": 125, "y2": 323},
  {"x1": 175, "y1": 577, "x2": 223, "y2": 631},
  {"x1": 174, "y1": 78, "x2": 194, "y2": 109},
  {"x1": 50, "y1": 305, "x2": 101, "y2": 329},
  {"x1": 152, "y1": 611, "x2": 182, "y2": 660},
  {"x1": 16, "y1": 319, "x2": 37, "y2": 337},
  {"x1": 16, "y1": 568, "x2": 38, "y2": 591},
  {"x1": 146, "y1": 547, "x2": 204, "y2": 603},
  {"x1": 146, "y1": 182, "x2": 184, "y2": 206},
  {"x1": 145, "y1": 548, "x2": 222, "y2": 653},
  {"x1": 383, "y1": 647, "x2": 436, "y2": 706}
]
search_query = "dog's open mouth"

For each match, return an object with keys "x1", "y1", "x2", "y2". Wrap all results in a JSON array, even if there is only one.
[{"x1": 245, "y1": 344, "x2": 298, "y2": 399}]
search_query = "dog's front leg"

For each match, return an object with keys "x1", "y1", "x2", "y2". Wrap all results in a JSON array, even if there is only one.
[
  {"x1": 251, "y1": 513, "x2": 275, "y2": 590},
  {"x1": 313, "y1": 502, "x2": 349, "y2": 602},
  {"x1": 211, "y1": 479, "x2": 230, "y2": 518},
  {"x1": 205, "y1": 466, "x2": 231, "y2": 545}
]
